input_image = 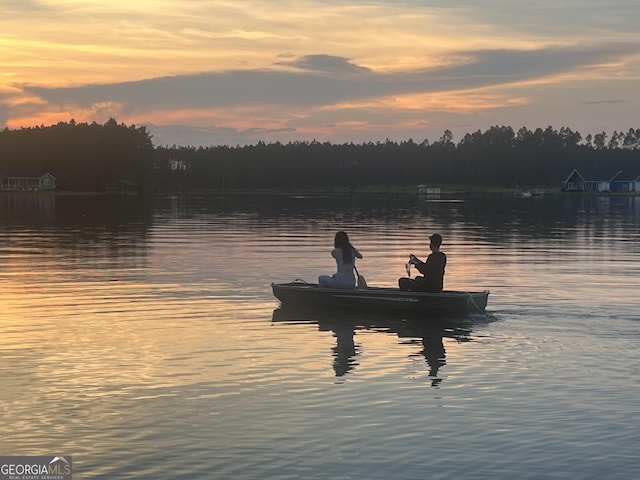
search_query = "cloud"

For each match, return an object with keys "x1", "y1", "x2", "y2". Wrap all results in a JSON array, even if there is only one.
[
  {"x1": 2, "y1": 0, "x2": 47, "y2": 13},
  {"x1": 396, "y1": 0, "x2": 640, "y2": 34},
  {"x1": 276, "y1": 54, "x2": 373, "y2": 76},
  {"x1": 22, "y1": 43, "x2": 639, "y2": 114},
  {"x1": 583, "y1": 99, "x2": 626, "y2": 105}
]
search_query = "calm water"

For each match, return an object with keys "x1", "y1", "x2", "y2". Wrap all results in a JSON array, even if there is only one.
[{"x1": 1, "y1": 192, "x2": 639, "y2": 479}]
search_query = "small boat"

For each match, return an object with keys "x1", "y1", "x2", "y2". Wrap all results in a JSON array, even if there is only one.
[{"x1": 271, "y1": 281, "x2": 489, "y2": 316}]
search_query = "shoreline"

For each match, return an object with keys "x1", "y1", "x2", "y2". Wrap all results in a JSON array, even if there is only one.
[{"x1": 3, "y1": 184, "x2": 639, "y2": 196}]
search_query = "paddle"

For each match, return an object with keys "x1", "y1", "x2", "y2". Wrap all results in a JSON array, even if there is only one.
[{"x1": 354, "y1": 264, "x2": 367, "y2": 288}]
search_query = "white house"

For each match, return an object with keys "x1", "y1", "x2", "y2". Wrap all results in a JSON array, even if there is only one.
[
  {"x1": 417, "y1": 184, "x2": 441, "y2": 195},
  {"x1": 0, "y1": 172, "x2": 56, "y2": 191}
]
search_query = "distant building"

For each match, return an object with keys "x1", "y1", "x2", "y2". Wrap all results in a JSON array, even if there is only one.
[
  {"x1": 561, "y1": 169, "x2": 632, "y2": 193},
  {"x1": 0, "y1": 173, "x2": 56, "y2": 191},
  {"x1": 169, "y1": 158, "x2": 189, "y2": 171},
  {"x1": 417, "y1": 184, "x2": 441, "y2": 195},
  {"x1": 610, "y1": 173, "x2": 640, "y2": 193}
]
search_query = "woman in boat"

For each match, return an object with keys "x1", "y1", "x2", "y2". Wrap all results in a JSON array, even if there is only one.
[
  {"x1": 318, "y1": 231, "x2": 363, "y2": 288},
  {"x1": 399, "y1": 233, "x2": 446, "y2": 292}
]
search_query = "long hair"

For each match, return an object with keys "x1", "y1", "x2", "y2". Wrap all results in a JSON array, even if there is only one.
[{"x1": 334, "y1": 231, "x2": 354, "y2": 263}]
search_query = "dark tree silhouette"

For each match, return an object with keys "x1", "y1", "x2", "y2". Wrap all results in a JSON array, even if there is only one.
[{"x1": 2, "y1": 120, "x2": 639, "y2": 192}]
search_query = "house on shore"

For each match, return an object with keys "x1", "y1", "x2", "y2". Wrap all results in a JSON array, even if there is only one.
[
  {"x1": 169, "y1": 158, "x2": 190, "y2": 171},
  {"x1": 610, "y1": 173, "x2": 640, "y2": 193},
  {"x1": 0, "y1": 173, "x2": 56, "y2": 191},
  {"x1": 417, "y1": 184, "x2": 441, "y2": 195},
  {"x1": 560, "y1": 169, "x2": 640, "y2": 193}
]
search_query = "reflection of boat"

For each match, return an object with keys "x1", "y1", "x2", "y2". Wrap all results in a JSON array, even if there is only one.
[
  {"x1": 271, "y1": 305, "x2": 478, "y2": 338},
  {"x1": 271, "y1": 281, "x2": 489, "y2": 316},
  {"x1": 272, "y1": 306, "x2": 480, "y2": 382}
]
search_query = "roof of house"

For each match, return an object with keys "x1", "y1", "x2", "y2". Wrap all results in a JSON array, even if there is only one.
[
  {"x1": 563, "y1": 168, "x2": 627, "y2": 183},
  {"x1": 0, "y1": 171, "x2": 56, "y2": 179}
]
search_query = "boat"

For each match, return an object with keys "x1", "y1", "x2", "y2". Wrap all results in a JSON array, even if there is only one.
[{"x1": 271, "y1": 280, "x2": 489, "y2": 316}]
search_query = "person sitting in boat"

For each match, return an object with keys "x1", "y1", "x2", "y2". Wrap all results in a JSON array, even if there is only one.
[
  {"x1": 399, "y1": 233, "x2": 446, "y2": 292},
  {"x1": 318, "y1": 231, "x2": 363, "y2": 289}
]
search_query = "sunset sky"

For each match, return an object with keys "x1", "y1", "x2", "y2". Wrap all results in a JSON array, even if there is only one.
[{"x1": 2, "y1": 0, "x2": 639, "y2": 147}]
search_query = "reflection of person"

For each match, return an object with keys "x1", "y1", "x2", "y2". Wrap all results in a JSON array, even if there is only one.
[
  {"x1": 399, "y1": 233, "x2": 446, "y2": 292},
  {"x1": 319, "y1": 231, "x2": 363, "y2": 289},
  {"x1": 332, "y1": 324, "x2": 358, "y2": 377},
  {"x1": 421, "y1": 334, "x2": 446, "y2": 387}
]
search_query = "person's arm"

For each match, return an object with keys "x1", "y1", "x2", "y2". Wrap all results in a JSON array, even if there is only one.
[
  {"x1": 410, "y1": 254, "x2": 428, "y2": 275},
  {"x1": 353, "y1": 247, "x2": 363, "y2": 259}
]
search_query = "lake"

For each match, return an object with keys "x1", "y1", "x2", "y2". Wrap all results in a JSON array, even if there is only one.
[{"x1": 0, "y1": 192, "x2": 639, "y2": 479}]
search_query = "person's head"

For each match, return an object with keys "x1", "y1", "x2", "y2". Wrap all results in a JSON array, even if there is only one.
[
  {"x1": 429, "y1": 233, "x2": 443, "y2": 250},
  {"x1": 334, "y1": 231, "x2": 350, "y2": 249}
]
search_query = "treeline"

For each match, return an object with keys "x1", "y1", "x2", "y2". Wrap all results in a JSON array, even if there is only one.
[
  {"x1": 0, "y1": 119, "x2": 154, "y2": 191},
  {"x1": 2, "y1": 120, "x2": 640, "y2": 192},
  {"x1": 158, "y1": 125, "x2": 640, "y2": 191}
]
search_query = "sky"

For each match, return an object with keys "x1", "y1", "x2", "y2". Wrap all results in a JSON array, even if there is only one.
[{"x1": 1, "y1": 0, "x2": 639, "y2": 147}]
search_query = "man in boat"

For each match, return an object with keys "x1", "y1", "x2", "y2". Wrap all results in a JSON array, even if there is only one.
[{"x1": 398, "y1": 233, "x2": 446, "y2": 292}]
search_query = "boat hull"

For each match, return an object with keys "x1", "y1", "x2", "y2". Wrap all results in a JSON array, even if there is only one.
[{"x1": 271, "y1": 282, "x2": 489, "y2": 316}]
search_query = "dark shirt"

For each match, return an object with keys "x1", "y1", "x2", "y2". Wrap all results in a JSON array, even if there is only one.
[{"x1": 415, "y1": 251, "x2": 447, "y2": 292}]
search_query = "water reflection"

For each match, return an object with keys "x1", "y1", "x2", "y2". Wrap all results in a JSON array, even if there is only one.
[
  {"x1": 0, "y1": 193, "x2": 56, "y2": 222},
  {"x1": 0, "y1": 194, "x2": 155, "y2": 276},
  {"x1": 272, "y1": 306, "x2": 479, "y2": 385},
  {"x1": 329, "y1": 322, "x2": 359, "y2": 377},
  {"x1": 4, "y1": 192, "x2": 640, "y2": 253},
  {"x1": 414, "y1": 331, "x2": 446, "y2": 387}
]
